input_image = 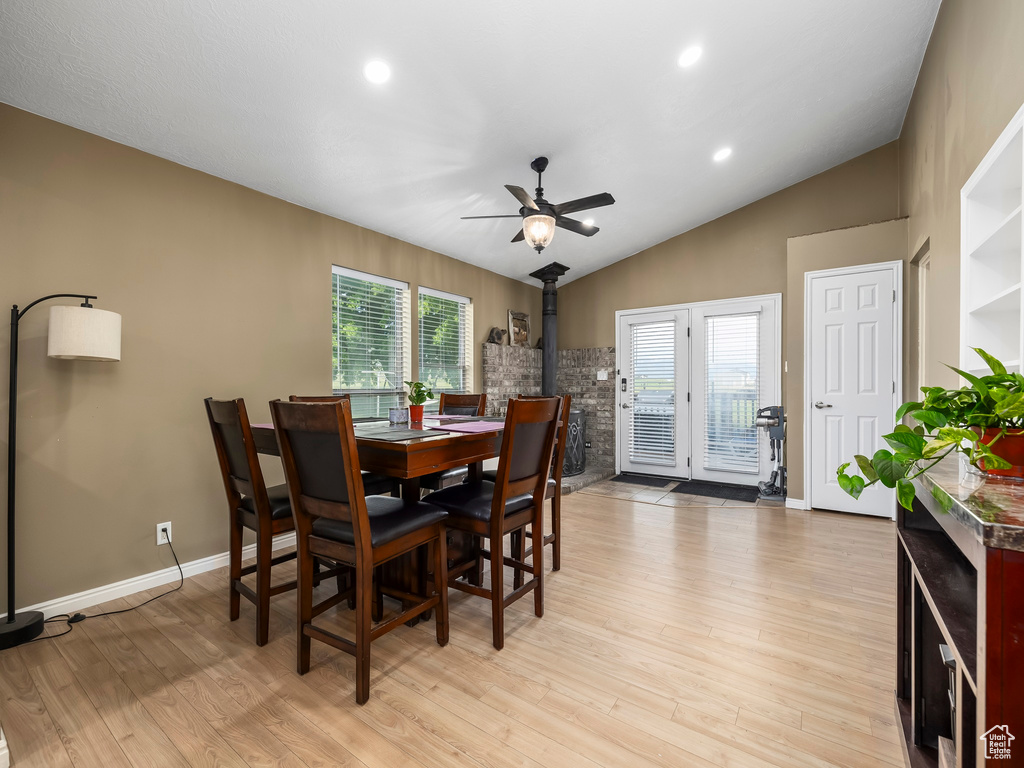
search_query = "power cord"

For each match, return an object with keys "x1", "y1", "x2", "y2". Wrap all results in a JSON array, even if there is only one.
[{"x1": 25, "y1": 527, "x2": 184, "y2": 644}]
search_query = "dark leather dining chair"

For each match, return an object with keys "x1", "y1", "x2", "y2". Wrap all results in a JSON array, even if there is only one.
[
  {"x1": 288, "y1": 395, "x2": 397, "y2": 497},
  {"x1": 505, "y1": 393, "x2": 571, "y2": 582},
  {"x1": 205, "y1": 397, "x2": 302, "y2": 646},
  {"x1": 271, "y1": 398, "x2": 450, "y2": 704},
  {"x1": 424, "y1": 396, "x2": 561, "y2": 650},
  {"x1": 419, "y1": 393, "x2": 487, "y2": 492}
]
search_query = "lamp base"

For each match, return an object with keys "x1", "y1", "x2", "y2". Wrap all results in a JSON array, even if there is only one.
[{"x1": 0, "y1": 611, "x2": 45, "y2": 650}]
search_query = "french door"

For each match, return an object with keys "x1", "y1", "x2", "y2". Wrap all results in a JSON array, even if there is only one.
[
  {"x1": 616, "y1": 295, "x2": 781, "y2": 485},
  {"x1": 617, "y1": 309, "x2": 690, "y2": 478}
]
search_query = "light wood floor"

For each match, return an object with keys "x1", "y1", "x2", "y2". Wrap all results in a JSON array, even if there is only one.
[{"x1": 0, "y1": 491, "x2": 901, "y2": 767}]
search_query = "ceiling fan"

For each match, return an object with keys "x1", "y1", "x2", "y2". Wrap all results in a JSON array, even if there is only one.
[{"x1": 461, "y1": 157, "x2": 615, "y2": 253}]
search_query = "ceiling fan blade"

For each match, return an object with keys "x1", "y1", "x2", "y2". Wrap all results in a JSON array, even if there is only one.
[
  {"x1": 511, "y1": 228, "x2": 526, "y2": 243},
  {"x1": 505, "y1": 185, "x2": 539, "y2": 211},
  {"x1": 461, "y1": 215, "x2": 522, "y2": 219},
  {"x1": 553, "y1": 192, "x2": 615, "y2": 216},
  {"x1": 556, "y1": 216, "x2": 600, "y2": 236}
]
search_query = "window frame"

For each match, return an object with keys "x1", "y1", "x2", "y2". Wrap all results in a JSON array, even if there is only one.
[{"x1": 417, "y1": 286, "x2": 473, "y2": 411}]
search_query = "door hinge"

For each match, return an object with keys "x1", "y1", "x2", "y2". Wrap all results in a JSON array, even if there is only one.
[
  {"x1": 687, "y1": 392, "x2": 691, "y2": 402},
  {"x1": 893, "y1": 381, "x2": 896, "y2": 394},
  {"x1": 687, "y1": 457, "x2": 690, "y2": 467},
  {"x1": 687, "y1": 326, "x2": 691, "y2": 337},
  {"x1": 892, "y1": 290, "x2": 896, "y2": 303}
]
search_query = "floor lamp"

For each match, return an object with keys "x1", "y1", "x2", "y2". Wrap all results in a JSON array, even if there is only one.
[{"x1": 2, "y1": 294, "x2": 121, "y2": 649}]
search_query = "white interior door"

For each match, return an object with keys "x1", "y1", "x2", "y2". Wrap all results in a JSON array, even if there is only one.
[
  {"x1": 808, "y1": 264, "x2": 900, "y2": 516},
  {"x1": 617, "y1": 309, "x2": 690, "y2": 478}
]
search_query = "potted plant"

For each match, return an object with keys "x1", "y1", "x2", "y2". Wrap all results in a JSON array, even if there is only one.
[
  {"x1": 404, "y1": 380, "x2": 433, "y2": 423},
  {"x1": 836, "y1": 348, "x2": 1024, "y2": 510}
]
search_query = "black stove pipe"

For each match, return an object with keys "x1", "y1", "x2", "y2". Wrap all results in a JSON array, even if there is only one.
[{"x1": 529, "y1": 262, "x2": 569, "y2": 396}]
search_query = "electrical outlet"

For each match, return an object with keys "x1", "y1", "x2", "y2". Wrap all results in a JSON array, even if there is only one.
[
  {"x1": 585, "y1": 441, "x2": 592, "y2": 449},
  {"x1": 156, "y1": 522, "x2": 172, "y2": 546}
]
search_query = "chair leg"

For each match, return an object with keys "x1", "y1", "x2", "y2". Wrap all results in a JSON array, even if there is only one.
[
  {"x1": 355, "y1": 563, "x2": 373, "y2": 705},
  {"x1": 512, "y1": 529, "x2": 526, "y2": 589},
  {"x1": 372, "y1": 566, "x2": 383, "y2": 622},
  {"x1": 551, "y1": 493, "x2": 561, "y2": 571},
  {"x1": 228, "y1": 515, "x2": 242, "y2": 622},
  {"x1": 296, "y1": 543, "x2": 313, "y2": 675},
  {"x1": 469, "y1": 536, "x2": 484, "y2": 586},
  {"x1": 490, "y1": 538, "x2": 505, "y2": 651},
  {"x1": 255, "y1": 526, "x2": 272, "y2": 646},
  {"x1": 434, "y1": 528, "x2": 449, "y2": 647},
  {"x1": 532, "y1": 511, "x2": 545, "y2": 618}
]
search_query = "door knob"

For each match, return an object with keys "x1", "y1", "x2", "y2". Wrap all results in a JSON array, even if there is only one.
[
  {"x1": 620, "y1": 403, "x2": 631, "y2": 409},
  {"x1": 814, "y1": 401, "x2": 833, "y2": 409}
]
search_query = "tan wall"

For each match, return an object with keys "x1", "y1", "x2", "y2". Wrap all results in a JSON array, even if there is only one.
[
  {"x1": 0, "y1": 104, "x2": 540, "y2": 611},
  {"x1": 558, "y1": 142, "x2": 900, "y2": 351},
  {"x1": 899, "y1": 0, "x2": 1024, "y2": 391},
  {"x1": 785, "y1": 219, "x2": 909, "y2": 500}
]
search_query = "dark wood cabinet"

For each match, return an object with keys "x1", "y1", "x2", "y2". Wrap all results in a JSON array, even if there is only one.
[{"x1": 897, "y1": 458, "x2": 1024, "y2": 766}]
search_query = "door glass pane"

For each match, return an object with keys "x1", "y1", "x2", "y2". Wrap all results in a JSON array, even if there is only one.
[
  {"x1": 629, "y1": 321, "x2": 676, "y2": 466},
  {"x1": 704, "y1": 313, "x2": 759, "y2": 473}
]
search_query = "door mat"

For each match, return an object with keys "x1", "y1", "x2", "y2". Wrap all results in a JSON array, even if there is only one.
[
  {"x1": 670, "y1": 480, "x2": 759, "y2": 503},
  {"x1": 610, "y1": 474, "x2": 674, "y2": 488}
]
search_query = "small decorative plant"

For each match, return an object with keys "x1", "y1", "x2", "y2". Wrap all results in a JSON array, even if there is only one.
[
  {"x1": 404, "y1": 381, "x2": 433, "y2": 406},
  {"x1": 837, "y1": 348, "x2": 1023, "y2": 510}
]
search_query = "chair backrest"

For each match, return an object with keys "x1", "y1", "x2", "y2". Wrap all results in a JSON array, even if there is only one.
[
  {"x1": 289, "y1": 394, "x2": 351, "y2": 403},
  {"x1": 438, "y1": 392, "x2": 486, "y2": 416},
  {"x1": 270, "y1": 398, "x2": 371, "y2": 553},
  {"x1": 519, "y1": 394, "x2": 572, "y2": 483},
  {"x1": 204, "y1": 397, "x2": 269, "y2": 512},
  {"x1": 490, "y1": 396, "x2": 562, "y2": 516}
]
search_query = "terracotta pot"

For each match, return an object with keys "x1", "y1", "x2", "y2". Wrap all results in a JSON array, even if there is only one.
[
  {"x1": 409, "y1": 404, "x2": 424, "y2": 423},
  {"x1": 978, "y1": 428, "x2": 1024, "y2": 478}
]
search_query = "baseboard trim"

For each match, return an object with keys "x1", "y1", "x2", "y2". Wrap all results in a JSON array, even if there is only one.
[
  {"x1": 0, "y1": 725, "x2": 9, "y2": 768},
  {"x1": 24, "y1": 533, "x2": 297, "y2": 620},
  {"x1": 785, "y1": 497, "x2": 808, "y2": 510}
]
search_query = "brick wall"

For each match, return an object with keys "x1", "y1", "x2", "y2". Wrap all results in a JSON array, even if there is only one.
[
  {"x1": 480, "y1": 343, "x2": 542, "y2": 416},
  {"x1": 557, "y1": 347, "x2": 616, "y2": 470},
  {"x1": 481, "y1": 343, "x2": 616, "y2": 471}
]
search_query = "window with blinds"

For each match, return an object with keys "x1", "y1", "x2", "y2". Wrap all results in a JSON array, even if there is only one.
[
  {"x1": 332, "y1": 266, "x2": 410, "y2": 418},
  {"x1": 704, "y1": 312, "x2": 759, "y2": 473},
  {"x1": 418, "y1": 287, "x2": 473, "y2": 412},
  {"x1": 629, "y1": 320, "x2": 676, "y2": 465}
]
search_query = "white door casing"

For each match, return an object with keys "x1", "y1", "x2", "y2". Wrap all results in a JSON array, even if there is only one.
[
  {"x1": 806, "y1": 262, "x2": 902, "y2": 517},
  {"x1": 616, "y1": 309, "x2": 690, "y2": 478}
]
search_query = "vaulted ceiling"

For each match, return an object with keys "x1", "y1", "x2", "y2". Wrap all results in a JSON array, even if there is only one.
[{"x1": 0, "y1": 0, "x2": 940, "y2": 283}]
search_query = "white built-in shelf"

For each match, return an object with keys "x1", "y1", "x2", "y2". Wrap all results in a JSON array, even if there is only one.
[
  {"x1": 962, "y1": 103, "x2": 1024, "y2": 377},
  {"x1": 969, "y1": 282, "x2": 1021, "y2": 315}
]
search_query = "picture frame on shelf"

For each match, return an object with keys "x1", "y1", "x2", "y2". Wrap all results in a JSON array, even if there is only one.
[{"x1": 508, "y1": 310, "x2": 530, "y2": 347}]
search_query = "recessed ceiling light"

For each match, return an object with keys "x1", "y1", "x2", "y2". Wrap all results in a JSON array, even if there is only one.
[
  {"x1": 713, "y1": 147, "x2": 732, "y2": 162},
  {"x1": 677, "y1": 46, "x2": 703, "y2": 68},
  {"x1": 583, "y1": 219, "x2": 595, "y2": 227},
  {"x1": 363, "y1": 60, "x2": 391, "y2": 84}
]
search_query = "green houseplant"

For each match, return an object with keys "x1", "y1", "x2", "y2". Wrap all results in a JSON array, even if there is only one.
[
  {"x1": 404, "y1": 380, "x2": 433, "y2": 422},
  {"x1": 836, "y1": 348, "x2": 1024, "y2": 510}
]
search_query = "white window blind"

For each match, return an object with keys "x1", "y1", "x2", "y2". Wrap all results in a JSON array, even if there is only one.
[
  {"x1": 332, "y1": 266, "x2": 410, "y2": 418},
  {"x1": 704, "y1": 312, "x2": 759, "y2": 473},
  {"x1": 418, "y1": 287, "x2": 473, "y2": 412},
  {"x1": 629, "y1": 320, "x2": 676, "y2": 465}
]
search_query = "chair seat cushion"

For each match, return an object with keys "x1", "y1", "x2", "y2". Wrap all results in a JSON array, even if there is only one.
[
  {"x1": 419, "y1": 466, "x2": 469, "y2": 491},
  {"x1": 239, "y1": 484, "x2": 292, "y2": 520},
  {"x1": 480, "y1": 470, "x2": 557, "y2": 498},
  {"x1": 361, "y1": 471, "x2": 395, "y2": 496},
  {"x1": 311, "y1": 496, "x2": 447, "y2": 548},
  {"x1": 423, "y1": 481, "x2": 533, "y2": 523}
]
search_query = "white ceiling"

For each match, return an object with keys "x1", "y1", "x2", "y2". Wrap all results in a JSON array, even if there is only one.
[{"x1": 0, "y1": 0, "x2": 940, "y2": 285}]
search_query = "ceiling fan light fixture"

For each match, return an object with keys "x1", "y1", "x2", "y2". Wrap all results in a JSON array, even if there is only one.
[{"x1": 523, "y1": 214, "x2": 556, "y2": 252}]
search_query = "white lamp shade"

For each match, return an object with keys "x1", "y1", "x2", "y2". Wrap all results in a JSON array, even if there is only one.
[{"x1": 47, "y1": 305, "x2": 122, "y2": 361}]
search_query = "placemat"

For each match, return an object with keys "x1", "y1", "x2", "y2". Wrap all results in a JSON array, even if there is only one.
[
  {"x1": 439, "y1": 421, "x2": 504, "y2": 433},
  {"x1": 354, "y1": 426, "x2": 449, "y2": 441}
]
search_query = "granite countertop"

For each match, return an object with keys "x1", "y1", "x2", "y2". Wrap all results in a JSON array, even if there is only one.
[{"x1": 915, "y1": 454, "x2": 1024, "y2": 552}]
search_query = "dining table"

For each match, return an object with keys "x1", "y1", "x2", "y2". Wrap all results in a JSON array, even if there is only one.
[{"x1": 250, "y1": 415, "x2": 506, "y2": 618}]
